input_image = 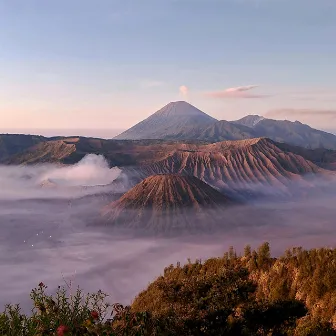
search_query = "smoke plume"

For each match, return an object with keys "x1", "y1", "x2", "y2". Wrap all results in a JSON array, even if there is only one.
[
  {"x1": 0, "y1": 154, "x2": 122, "y2": 200},
  {"x1": 179, "y1": 85, "x2": 189, "y2": 99}
]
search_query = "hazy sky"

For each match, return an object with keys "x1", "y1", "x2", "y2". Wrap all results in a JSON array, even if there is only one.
[{"x1": 0, "y1": 0, "x2": 336, "y2": 134}]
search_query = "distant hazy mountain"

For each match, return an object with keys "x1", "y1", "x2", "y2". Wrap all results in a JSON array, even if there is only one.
[
  {"x1": 194, "y1": 116, "x2": 336, "y2": 150},
  {"x1": 114, "y1": 101, "x2": 217, "y2": 140},
  {"x1": 250, "y1": 118, "x2": 336, "y2": 150},
  {"x1": 167, "y1": 120, "x2": 255, "y2": 142},
  {"x1": 179, "y1": 117, "x2": 336, "y2": 150},
  {"x1": 232, "y1": 115, "x2": 265, "y2": 128},
  {"x1": 113, "y1": 102, "x2": 336, "y2": 149}
]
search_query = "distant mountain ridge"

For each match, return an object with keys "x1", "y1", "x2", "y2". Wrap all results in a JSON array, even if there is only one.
[
  {"x1": 113, "y1": 102, "x2": 336, "y2": 150},
  {"x1": 167, "y1": 116, "x2": 336, "y2": 150}
]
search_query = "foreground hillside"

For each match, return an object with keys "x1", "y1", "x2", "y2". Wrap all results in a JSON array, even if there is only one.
[
  {"x1": 133, "y1": 243, "x2": 336, "y2": 335},
  {"x1": 1, "y1": 244, "x2": 335, "y2": 335}
]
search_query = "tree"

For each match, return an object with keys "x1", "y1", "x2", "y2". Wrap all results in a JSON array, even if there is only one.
[
  {"x1": 244, "y1": 245, "x2": 252, "y2": 258},
  {"x1": 257, "y1": 242, "x2": 271, "y2": 269}
]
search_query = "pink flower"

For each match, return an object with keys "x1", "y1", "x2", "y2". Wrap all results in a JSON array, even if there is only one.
[
  {"x1": 57, "y1": 325, "x2": 69, "y2": 336},
  {"x1": 91, "y1": 310, "x2": 99, "y2": 320}
]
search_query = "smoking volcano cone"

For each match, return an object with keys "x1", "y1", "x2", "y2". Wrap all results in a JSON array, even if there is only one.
[{"x1": 100, "y1": 174, "x2": 238, "y2": 235}]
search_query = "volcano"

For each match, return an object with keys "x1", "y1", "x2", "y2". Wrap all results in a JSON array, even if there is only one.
[
  {"x1": 114, "y1": 101, "x2": 217, "y2": 140},
  {"x1": 100, "y1": 174, "x2": 237, "y2": 234}
]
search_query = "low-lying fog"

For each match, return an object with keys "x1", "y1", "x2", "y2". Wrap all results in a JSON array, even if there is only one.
[{"x1": 0, "y1": 154, "x2": 335, "y2": 312}]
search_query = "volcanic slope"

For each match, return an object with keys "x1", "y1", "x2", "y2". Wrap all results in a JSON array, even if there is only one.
[
  {"x1": 165, "y1": 120, "x2": 256, "y2": 142},
  {"x1": 100, "y1": 174, "x2": 238, "y2": 234},
  {"x1": 130, "y1": 138, "x2": 334, "y2": 199},
  {"x1": 5, "y1": 139, "x2": 77, "y2": 164},
  {"x1": 114, "y1": 101, "x2": 217, "y2": 140}
]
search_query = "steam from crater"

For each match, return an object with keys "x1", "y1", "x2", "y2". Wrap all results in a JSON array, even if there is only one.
[
  {"x1": 0, "y1": 154, "x2": 122, "y2": 199},
  {"x1": 40, "y1": 154, "x2": 121, "y2": 187}
]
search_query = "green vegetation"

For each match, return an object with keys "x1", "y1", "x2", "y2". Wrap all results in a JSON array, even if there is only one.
[{"x1": 1, "y1": 243, "x2": 336, "y2": 335}]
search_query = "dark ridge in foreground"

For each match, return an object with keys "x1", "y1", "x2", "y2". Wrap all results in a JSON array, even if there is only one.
[{"x1": 100, "y1": 174, "x2": 238, "y2": 234}]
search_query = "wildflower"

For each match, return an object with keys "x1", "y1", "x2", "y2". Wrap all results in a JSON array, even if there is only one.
[
  {"x1": 83, "y1": 319, "x2": 92, "y2": 327},
  {"x1": 38, "y1": 282, "x2": 44, "y2": 288},
  {"x1": 91, "y1": 310, "x2": 99, "y2": 320},
  {"x1": 56, "y1": 325, "x2": 69, "y2": 336}
]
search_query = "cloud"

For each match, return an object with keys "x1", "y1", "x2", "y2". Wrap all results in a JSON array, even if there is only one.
[
  {"x1": 40, "y1": 154, "x2": 122, "y2": 188},
  {"x1": 179, "y1": 85, "x2": 189, "y2": 98},
  {"x1": 205, "y1": 85, "x2": 269, "y2": 99},
  {"x1": 225, "y1": 85, "x2": 258, "y2": 93},
  {"x1": 0, "y1": 154, "x2": 122, "y2": 200}
]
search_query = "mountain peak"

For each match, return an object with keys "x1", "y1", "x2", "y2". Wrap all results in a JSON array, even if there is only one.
[
  {"x1": 167, "y1": 100, "x2": 195, "y2": 108},
  {"x1": 114, "y1": 101, "x2": 217, "y2": 140},
  {"x1": 233, "y1": 115, "x2": 265, "y2": 128},
  {"x1": 154, "y1": 101, "x2": 214, "y2": 118},
  {"x1": 168, "y1": 100, "x2": 188, "y2": 105}
]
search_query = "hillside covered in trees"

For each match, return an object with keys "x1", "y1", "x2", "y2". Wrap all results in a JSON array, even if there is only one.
[{"x1": 1, "y1": 243, "x2": 335, "y2": 335}]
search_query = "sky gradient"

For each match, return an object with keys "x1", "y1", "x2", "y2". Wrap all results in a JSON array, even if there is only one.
[{"x1": 0, "y1": 0, "x2": 336, "y2": 136}]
